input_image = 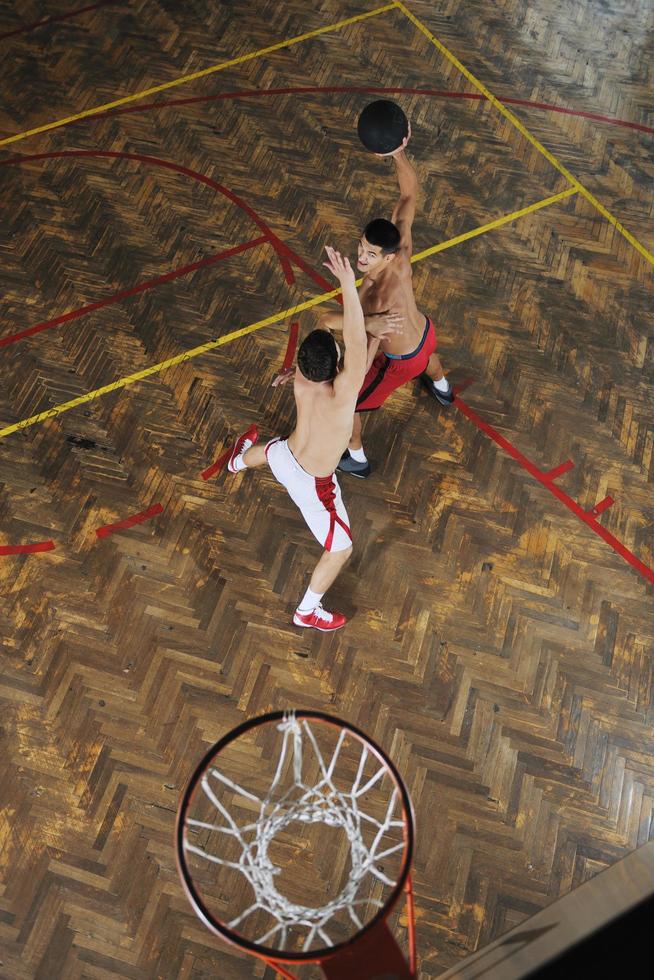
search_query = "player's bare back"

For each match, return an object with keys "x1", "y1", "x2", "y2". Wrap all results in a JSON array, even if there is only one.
[{"x1": 288, "y1": 372, "x2": 356, "y2": 478}]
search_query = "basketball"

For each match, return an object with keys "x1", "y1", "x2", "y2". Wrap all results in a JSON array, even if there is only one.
[{"x1": 357, "y1": 99, "x2": 409, "y2": 154}]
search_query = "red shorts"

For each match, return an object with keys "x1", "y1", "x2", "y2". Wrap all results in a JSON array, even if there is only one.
[{"x1": 356, "y1": 316, "x2": 437, "y2": 412}]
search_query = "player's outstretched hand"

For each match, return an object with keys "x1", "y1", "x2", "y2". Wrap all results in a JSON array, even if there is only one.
[
  {"x1": 367, "y1": 311, "x2": 405, "y2": 339},
  {"x1": 271, "y1": 366, "x2": 295, "y2": 387},
  {"x1": 323, "y1": 246, "x2": 355, "y2": 288},
  {"x1": 375, "y1": 121, "x2": 412, "y2": 158}
]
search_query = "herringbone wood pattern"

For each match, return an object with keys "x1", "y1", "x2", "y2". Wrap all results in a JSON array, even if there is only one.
[{"x1": 0, "y1": 0, "x2": 653, "y2": 978}]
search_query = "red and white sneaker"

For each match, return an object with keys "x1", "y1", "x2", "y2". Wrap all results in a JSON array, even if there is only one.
[
  {"x1": 292, "y1": 603, "x2": 347, "y2": 632},
  {"x1": 227, "y1": 424, "x2": 258, "y2": 473}
]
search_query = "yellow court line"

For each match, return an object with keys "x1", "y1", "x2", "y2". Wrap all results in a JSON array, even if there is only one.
[
  {"x1": 411, "y1": 186, "x2": 578, "y2": 263},
  {"x1": 0, "y1": 186, "x2": 577, "y2": 441},
  {"x1": 0, "y1": 3, "x2": 396, "y2": 148},
  {"x1": 394, "y1": 0, "x2": 654, "y2": 267}
]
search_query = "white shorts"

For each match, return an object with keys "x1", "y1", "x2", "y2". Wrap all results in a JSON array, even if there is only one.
[{"x1": 265, "y1": 438, "x2": 352, "y2": 553}]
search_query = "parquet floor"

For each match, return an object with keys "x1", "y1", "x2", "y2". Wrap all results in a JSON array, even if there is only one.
[{"x1": 0, "y1": 1, "x2": 652, "y2": 978}]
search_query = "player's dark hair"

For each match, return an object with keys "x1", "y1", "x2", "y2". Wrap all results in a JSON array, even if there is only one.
[
  {"x1": 297, "y1": 330, "x2": 339, "y2": 382},
  {"x1": 364, "y1": 218, "x2": 401, "y2": 255}
]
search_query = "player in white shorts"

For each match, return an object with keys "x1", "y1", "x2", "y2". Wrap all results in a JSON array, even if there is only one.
[
  {"x1": 264, "y1": 437, "x2": 352, "y2": 552},
  {"x1": 227, "y1": 246, "x2": 370, "y2": 632}
]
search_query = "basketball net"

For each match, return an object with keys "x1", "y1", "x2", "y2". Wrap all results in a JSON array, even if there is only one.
[{"x1": 183, "y1": 713, "x2": 415, "y2": 978}]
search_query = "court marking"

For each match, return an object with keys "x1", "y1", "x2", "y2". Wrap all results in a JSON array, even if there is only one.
[
  {"x1": 0, "y1": 0, "x2": 118, "y2": 41},
  {"x1": 0, "y1": 540, "x2": 56, "y2": 556},
  {"x1": 1, "y1": 12, "x2": 648, "y2": 580},
  {"x1": 0, "y1": 186, "x2": 577, "y2": 440},
  {"x1": 0, "y1": 148, "x2": 315, "y2": 289},
  {"x1": 2, "y1": 0, "x2": 647, "y2": 270},
  {"x1": 453, "y1": 393, "x2": 654, "y2": 585},
  {"x1": 409, "y1": 186, "x2": 577, "y2": 264},
  {"x1": 0, "y1": 145, "x2": 319, "y2": 355},
  {"x1": 5, "y1": 66, "x2": 648, "y2": 352},
  {"x1": 282, "y1": 323, "x2": 300, "y2": 372},
  {"x1": 0, "y1": 237, "x2": 268, "y2": 349},
  {"x1": 95, "y1": 503, "x2": 164, "y2": 538},
  {"x1": 3, "y1": 171, "x2": 650, "y2": 584},
  {"x1": 86, "y1": 84, "x2": 654, "y2": 137},
  {"x1": 395, "y1": 0, "x2": 654, "y2": 267},
  {"x1": 201, "y1": 448, "x2": 231, "y2": 482},
  {"x1": 0, "y1": 3, "x2": 396, "y2": 148}
]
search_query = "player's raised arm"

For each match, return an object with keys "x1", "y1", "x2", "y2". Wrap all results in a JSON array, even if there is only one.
[
  {"x1": 322, "y1": 246, "x2": 367, "y2": 394},
  {"x1": 390, "y1": 141, "x2": 417, "y2": 256}
]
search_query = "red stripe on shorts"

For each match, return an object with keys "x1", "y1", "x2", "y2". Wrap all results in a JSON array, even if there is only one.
[
  {"x1": 315, "y1": 475, "x2": 351, "y2": 551},
  {"x1": 264, "y1": 436, "x2": 283, "y2": 460}
]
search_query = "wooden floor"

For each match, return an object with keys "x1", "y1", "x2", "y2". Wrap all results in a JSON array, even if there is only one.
[{"x1": 0, "y1": 0, "x2": 653, "y2": 977}]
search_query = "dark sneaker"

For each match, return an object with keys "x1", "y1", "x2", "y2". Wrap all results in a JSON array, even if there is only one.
[
  {"x1": 337, "y1": 451, "x2": 371, "y2": 479},
  {"x1": 420, "y1": 374, "x2": 455, "y2": 406},
  {"x1": 293, "y1": 603, "x2": 347, "y2": 631}
]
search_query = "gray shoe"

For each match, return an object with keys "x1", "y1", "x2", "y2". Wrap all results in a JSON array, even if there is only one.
[
  {"x1": 337, "y1": 451, "x2": 371, "y2": 479},
  {"x1": 420, "y1": 374, "x2": 455, "y2": 405}
]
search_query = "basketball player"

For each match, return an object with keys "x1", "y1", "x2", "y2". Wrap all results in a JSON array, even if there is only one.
[
  {"x1": 227, "y1": 247, "x2": 367, "y2": 632},
  {"x1": 318, "y1": 130, "x2": 454, "y2": 478}
]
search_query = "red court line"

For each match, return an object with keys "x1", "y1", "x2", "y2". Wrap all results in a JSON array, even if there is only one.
[
  {"x1": 0, "y1": 1, "x2": 118, "y2": 41},
  {"x1": 96, "y1": 503, "x2": 163, "y2": 538},
  {"x1": 274, "y1": 237, "x2": 337, "y2": 298},
  {"x1": 277, "y1": 252, "x2": 296, "y2": 286},
  {"x1": 87, "y1": 85, "x2": 654, "y2": 138},
  {"x1": 0, "y1": 237, "x2": 268, "y2": 349},
  {"x1": 0, "y1": 150, "x2": 296, "y2": 287},
  {"x1": 454, "y1": 397, "x2": 654, "y2": 585},
  {"x1": 201, "y1": 448, "x2": 231, "y2": 481},
  {"x1": 0, "y1": 540, "x2": 55, "y2": 555},
  {"x1": 546, "y1": 459, "x2": 575, "y2": 480},
  {"x1": 6, "y1": 149, "x2": 640, "y2": 580},
  {"x1": 590, "y1": 495, "x2": 614, "y2": 517},
  {"x1": 1, "y1": 152, "x2": 326, "y2": 543},
  {"x1": 452, "y1": 378, "x2": 475, "y2": 397},
  {"x1": 282, "y1": 322, "x2": 300, "y2": 371},
  {"x1": 0, "y1": 151, "x2": 337, "y2": 303}
]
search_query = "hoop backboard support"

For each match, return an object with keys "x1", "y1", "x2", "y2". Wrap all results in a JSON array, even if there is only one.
[
  {"x1": 175, "y1": 710, "x2": 417, "y2": 980},
  {"x1": 320, "y1": 917, "x2": 414, "y2": 979}
]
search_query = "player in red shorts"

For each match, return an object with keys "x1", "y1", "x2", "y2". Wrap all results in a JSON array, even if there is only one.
[{"x1": 318, "y1": 128, "x2": 453, "y2": 478}]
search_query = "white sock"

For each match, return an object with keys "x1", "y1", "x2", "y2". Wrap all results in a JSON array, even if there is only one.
[
  {"x1": 232, "y1": 439, "x2": 254, "y2": 471},
  {"x1": 349, "y1": 446, "x2": 367, "y2": 463},
  {"x1": 432, "y1": 376, "x2": 450, "y2": 393},
  {"x1": 297, "y1": 586, "x2": 324, "y2": 613}
]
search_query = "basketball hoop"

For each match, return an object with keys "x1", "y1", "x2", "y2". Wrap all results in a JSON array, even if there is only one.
[{"x1": 175, "y1": 710, "x2": 417, "y2": 979}]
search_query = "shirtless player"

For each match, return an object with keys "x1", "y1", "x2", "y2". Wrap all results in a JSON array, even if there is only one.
[
  {"x1": 319, "y1": 133, "x2": 454, "y2": 478},
  {"x1": 226, "y1": 247, "x2": 367, "y2": 632}
]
